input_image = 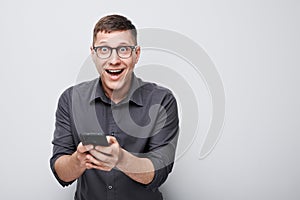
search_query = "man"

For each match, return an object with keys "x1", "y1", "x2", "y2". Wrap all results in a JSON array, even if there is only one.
[{"x1": 50, "y1": 14, "x2": 179, "y2": 200}]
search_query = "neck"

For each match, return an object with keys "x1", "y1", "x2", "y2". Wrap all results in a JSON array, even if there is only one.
[{"x1": 106, "y1": 87, "x2": 129, "y2": 104}]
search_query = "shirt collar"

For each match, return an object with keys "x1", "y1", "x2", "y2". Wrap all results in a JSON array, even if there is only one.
[{"x1": 90, "y1": 73, "x2": 144, "y2": 106}]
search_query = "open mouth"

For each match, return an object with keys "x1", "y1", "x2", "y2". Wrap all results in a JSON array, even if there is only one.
[{"x1": 105, "y1": 69, "x2": 124, "y2": 76}]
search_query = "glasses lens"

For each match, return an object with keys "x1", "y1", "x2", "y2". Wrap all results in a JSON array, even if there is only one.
[
  {"x1": 117, "y1": 46, "x2": 133, "y2": 58},
  {"x1": 96, "y1": 47, "x2": 111, "y2": 59}
]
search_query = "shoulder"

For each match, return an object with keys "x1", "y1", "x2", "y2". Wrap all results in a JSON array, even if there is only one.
[
  {"x1": 137, "y1": 77, "x2": 177, "y2": 104},
  {"x1": 138, "y1": 77, "x2": 172, "y2": 94},
  {"x1": 58, "y1": 78, "x2": 99, "y2": 103},
  {"x1": 73, "y1": 78, "x2": 99, "y2": 90}
]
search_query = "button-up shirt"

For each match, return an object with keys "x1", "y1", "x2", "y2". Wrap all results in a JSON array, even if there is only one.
[{"x1": 50, "y1": 73, "x2": 179, "y2": 200}]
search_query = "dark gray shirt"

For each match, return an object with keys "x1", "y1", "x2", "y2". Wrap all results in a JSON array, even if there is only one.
[{"x1": 50, "y1": 74, "x2": 179, "y2": 200}]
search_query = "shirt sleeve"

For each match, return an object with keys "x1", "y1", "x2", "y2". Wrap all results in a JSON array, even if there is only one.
[
  {"x1": 49, "y1": 87, "x2": 76, "y2": 187},
  {"x1": 144, "y1": 92, "x2": 180, "y2": 190}
]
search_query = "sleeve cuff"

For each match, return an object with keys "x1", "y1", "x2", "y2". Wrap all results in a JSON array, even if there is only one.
[
  {"x1": 49, "y1": 154, "x2": 75, "y2": 187},
  {"x1": 143, "y1": 154, "x2": 174, "y2": 190}
]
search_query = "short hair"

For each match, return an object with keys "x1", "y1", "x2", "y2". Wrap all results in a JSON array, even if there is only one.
[{"x1": 92, "y1": 14, "x2": 137, "y2": 45}]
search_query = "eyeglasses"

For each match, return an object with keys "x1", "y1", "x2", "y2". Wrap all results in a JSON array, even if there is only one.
[{"x1": 93, "y1": 46, "x2": 137, "y2": 59}]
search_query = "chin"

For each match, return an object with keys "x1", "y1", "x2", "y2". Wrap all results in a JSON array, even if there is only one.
[
  {"x1": 101, "y1": 70, "x2": 133, "y2": 93},
  {"x1": 107, "y1": 81, "x2": 126, "y2": 91}
]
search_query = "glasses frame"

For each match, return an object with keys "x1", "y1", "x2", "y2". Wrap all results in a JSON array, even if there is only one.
[{"x1": 93, "y1": 45, "x2": 137, "y2": 59}]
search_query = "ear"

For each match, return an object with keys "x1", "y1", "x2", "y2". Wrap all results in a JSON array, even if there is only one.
[
  {"x1": 134, "y1": 46, "x2": 141, "y2": 64},
  {"x1": 90, "y1": 46, "x2": 97, "y2": 64},
  {"x1": 90, "y1": 46, "x2": 94, "y2": 54}
]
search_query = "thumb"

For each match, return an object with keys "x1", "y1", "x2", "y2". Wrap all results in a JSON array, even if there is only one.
[
  {"x1": 77, "y1": 142, "x2": 93, "y2": 153},
  {"x1": 106, "y1": 136, "x2": 117, "y2": 144}
]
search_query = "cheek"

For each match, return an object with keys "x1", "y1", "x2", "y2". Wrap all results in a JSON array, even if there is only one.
[
  {"x1": 94, "y1": 64, "x2": 105, "y2": 77},
  {"x1": 96, "y1": 65, "x2": 103, "y2": 73},
  {"x1": 129, "y1": 57, "x2": 138, "y2": 68},
  {"x1": 93, "y1": 59, "x2": 106, "y2": 73}
]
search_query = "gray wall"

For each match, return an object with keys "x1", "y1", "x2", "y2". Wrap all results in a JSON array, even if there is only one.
[{"x1": 0, "y1": 0, "x2": 299, "y2": 199}]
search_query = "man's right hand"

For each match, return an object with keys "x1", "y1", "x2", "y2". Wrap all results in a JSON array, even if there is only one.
[
  {"x1": 54, "y1": 142, "x2": 94, "y2": 182},
  {"x1": 75, "y1": 142, "x2": 94, "y2": 169}
]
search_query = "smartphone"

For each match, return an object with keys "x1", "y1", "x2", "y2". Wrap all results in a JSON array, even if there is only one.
[{"x1": 80, "y1": 132, "x2": 109, "y2": 146}]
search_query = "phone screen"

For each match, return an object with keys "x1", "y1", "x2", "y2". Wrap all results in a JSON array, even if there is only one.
[{"x1": 81, "y1": 133, "x2": 109, "y2": 146}]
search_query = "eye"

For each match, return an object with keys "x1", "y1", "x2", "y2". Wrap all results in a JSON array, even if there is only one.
[
  {"x1": 98, "y1": 46, "x2": 110, "y2": 54},
  {"x1": 119, "y1": 46, "x2": 129, "y2": 53}
]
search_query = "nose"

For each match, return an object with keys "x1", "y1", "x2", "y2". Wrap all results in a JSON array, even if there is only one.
[{"x1": 109, "y1": 49, "x2": 121, "y2": 65}]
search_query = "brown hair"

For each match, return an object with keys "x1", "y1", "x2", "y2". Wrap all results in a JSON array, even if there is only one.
[{"x1": 93, "y1": 14, "x2": 137, "y2": 46}]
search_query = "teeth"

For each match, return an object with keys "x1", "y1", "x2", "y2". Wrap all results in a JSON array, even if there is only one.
[{"x1": 107, "y1": 69, "x2": 122, "y2": 73}]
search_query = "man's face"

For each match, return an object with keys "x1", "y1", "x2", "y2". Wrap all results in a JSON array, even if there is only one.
[{"x1": 92, "y1": 30, "x2": 140, "y2": 94}]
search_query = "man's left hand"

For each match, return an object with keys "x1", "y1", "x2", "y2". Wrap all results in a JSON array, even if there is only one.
[{"x1": 86, "y1": 136, "x2": 123, "y2": 171}]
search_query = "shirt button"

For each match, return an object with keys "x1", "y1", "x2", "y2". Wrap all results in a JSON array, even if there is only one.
[
  {"x1": 108, "y1": 185, "x2": 113, "y2": 190},
  {"x1": 111, "y1": 132, "x2": 115, "y2": 136}
]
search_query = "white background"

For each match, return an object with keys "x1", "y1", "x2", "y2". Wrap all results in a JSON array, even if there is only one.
[{"x1": 0, "y1": 0, "x2": 299, "y2": 199}]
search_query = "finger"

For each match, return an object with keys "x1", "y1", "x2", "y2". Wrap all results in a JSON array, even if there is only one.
[
  {"x1": 86, "y1": 162, "x2": 112, "y2": 171},
  {"x1": 76, "y1": 153, "x2": 90, "y2": 168},
  {"x1": 77, "y1": 142, "x2": 93, "y2": 153},
  {"x1": 94, "y1": 145, "x2": 113, "y2": 156},
  {"x1": 106, "y1": 136, "x2": 117, "y2": 144},
  {"x1": 89, "y1": 149, "x2": 113, "y2": 163},
  {"x1": 86, "y1": 154, "x2": 114, "y2": 170},
  {"x1": 77, "y1": 151, "x2": 86, "y2": 161},
  {"x1": 87, "y1": 152, "x2": 109, "y2": 165},
  {"x1": 90, "y1": 149, "x2": 119, "y2": 169},
  {"x1": 76, "y1": 150, "x2": 91, "y2": 164},
  {"x1": 94, "y1": 137, "x2": 118, "y2": 155}
]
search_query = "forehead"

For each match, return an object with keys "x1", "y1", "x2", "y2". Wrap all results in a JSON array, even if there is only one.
[{"x1": 94, "y1": 30, "x2": 135, "y2": 46}]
